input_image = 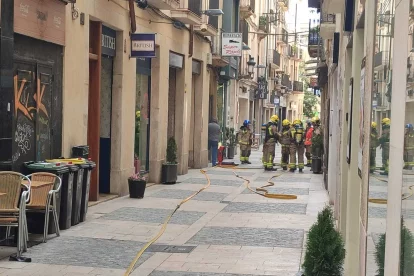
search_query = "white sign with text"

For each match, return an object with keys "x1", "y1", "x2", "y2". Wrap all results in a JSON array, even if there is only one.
[{"x1": 222, "y1": 33, "x2": 242, "y2": 57}]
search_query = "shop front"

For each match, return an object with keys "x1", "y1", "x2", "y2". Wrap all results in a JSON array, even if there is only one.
[{"x1": 0, "y1": 0, "x2": 66, "y2": 170}]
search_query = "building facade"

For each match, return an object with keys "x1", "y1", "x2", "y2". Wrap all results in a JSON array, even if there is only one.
[
  {"x1": 311, "y1": 0, "x2": 414, "y2": 273},
  {"x1": 0, "y1": 0, "x2": 213, "y2": 200}
]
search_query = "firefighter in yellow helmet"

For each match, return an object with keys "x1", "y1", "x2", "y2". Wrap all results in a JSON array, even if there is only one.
[
  {"x1": 279, "y1": 119, "x2": 291, "y2": 170},
  {"x1": 404, "y1": 124, "x2": 414, "y2": 169},
  {"x1": 378, "y1": 118, "x2": 390, "y2": 175},
  {"x1": 370, "y1": 122, "x2": 379, "y2": 173},
  {"x1": 289, "y1": 119, "x2": 305, "y2": 172},
  {"x1": 239, "y1": 120, "x2": 253, "y2": 164},
  {"x1": 263, "y1": 115, "x2": 280, "y2": 171}
]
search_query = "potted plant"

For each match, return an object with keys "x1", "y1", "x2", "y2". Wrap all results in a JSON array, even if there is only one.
[
  {"x1": 375, "y1": 219, "x2": 414, "y2": 276},
  {"x1": 128, "y1": 172, "x2": 147, "y2": 198},
  {"x1": 302, "y1": 206, "x2": 345, "y2": 276},
  {"x1": 161, "y1": 137, "x2": 178, "y2": 184},
  {"x1": 227, "y1": 128, "x2": 236, "y2": 159}
]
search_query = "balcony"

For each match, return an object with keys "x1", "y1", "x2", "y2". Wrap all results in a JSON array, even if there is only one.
[
  {"x1": 147, "y1": 0, "x2": 180, "y2": 10},
  {"x1": 308, "y1": 24, "x2": 322, "y2": 58},
  {"x1": 293, "y1": 81, "x2": 304, "y2": 92},
  {"x1": 374, "y1": 51, "x2": 389, "y2": 69},
  {"x1": 211, "y1": 34, "x2": 229, "y2": 68},
  {"x1": 170, "y1": 0, "x2": 202, "y2": 25},
  {"x1": 276, "y1": 27, "x2": 288, "y2": 45},
  {"x1": 281, "y1": 74, "x2": 291, "y2": 88},
  {"x1": 320, "y1": 13, "x2": 336, "y2": 39},
  {"x1": 240, "y1": 0, "x2": 255, "y2": 19},
  {"x1": 273, "y1": 50, "x2": 281, "y2": 68}
]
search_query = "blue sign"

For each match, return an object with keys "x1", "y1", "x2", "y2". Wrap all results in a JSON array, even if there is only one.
[{"x1": 131, "y1": 33, "x2": 156, "y2": 58}]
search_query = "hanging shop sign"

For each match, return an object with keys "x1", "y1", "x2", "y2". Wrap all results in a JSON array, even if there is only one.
[
  {"x1": 279, "y1": 96, "x2": 286, "y2": 107},
  {"x1": 13, "y1": 0, "x2": 66, "y2": 46},
  {"x1": 102, "y1": 26, "x2": 116, "y2": 57},
  {"x1": 256, "y1": 78, "x2": 268, "y2": 99},
  {"x1": 131, "y1": 33, "x2": 156, "y2": 58},
  {"x1": 221, "y1": 33, "x2": 242, "y2": 57}
]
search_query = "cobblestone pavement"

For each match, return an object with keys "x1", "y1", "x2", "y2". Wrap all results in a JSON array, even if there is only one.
[{"x1": 0, "y1": 146, "x2": 328, "y2": 276}]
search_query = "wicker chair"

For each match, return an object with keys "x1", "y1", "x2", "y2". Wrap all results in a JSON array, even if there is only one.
[
  {"x1": 0, "y1": 171, "x2": 31, "y2": 258},
  {"x1": 25, "y1": 173, "x2": 61, "y2": 243}
]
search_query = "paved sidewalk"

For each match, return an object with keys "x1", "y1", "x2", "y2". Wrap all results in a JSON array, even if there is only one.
[{"x1": 0, "y1": 146, "x2": 328, "y2": 276}]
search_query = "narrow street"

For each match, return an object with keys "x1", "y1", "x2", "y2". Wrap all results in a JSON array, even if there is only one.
[{"x1": 0, "y1": 148, "x2": 328, "y2": 276}]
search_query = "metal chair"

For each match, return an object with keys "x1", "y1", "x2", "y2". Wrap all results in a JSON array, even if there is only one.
[
  {"x1": 25, "y1": 173, "x2": 61, "y2": 243},
  {"x1": 0, "y1": 171, "x2": 31, "y2": 258}
]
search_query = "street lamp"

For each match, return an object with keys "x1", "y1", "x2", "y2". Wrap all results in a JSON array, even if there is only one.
[{"x1": 247, "y1": 57, "x2": 256, "y2": 75}]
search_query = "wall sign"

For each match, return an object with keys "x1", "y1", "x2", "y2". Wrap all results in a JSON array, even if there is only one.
[
  {"x1": 169, "y1": 52, "x2": 183, "y2": 69},
  {"x1": 102, "y1": 26, "x2": 116, "y2": 57},
  {"x1": 131, "y1": 33, "x2": 156, "y2": 58},
  {"x1": 13, "y1": 0, "x2": 66, "y2": 46},
  {"x1": 222, "y1": 33, "x2": 242, "y2": 57}
]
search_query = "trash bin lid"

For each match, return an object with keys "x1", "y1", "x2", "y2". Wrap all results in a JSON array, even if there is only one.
[{"x1": 24, "y1": 162, "x2": 69, "y2": 174}]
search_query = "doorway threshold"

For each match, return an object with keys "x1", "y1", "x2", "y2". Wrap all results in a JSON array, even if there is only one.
[{"x1": 88, "y1": 194, "x2": 118, "y2": 207}]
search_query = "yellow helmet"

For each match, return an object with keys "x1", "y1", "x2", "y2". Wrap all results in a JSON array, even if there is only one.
[
  {"x1": 270, "y1": 115, "x2": 279, "y2": 122},
  {"x1": 293, "y1": 119, "x2": 302, "y2": 125},
  {"x1": 311, "y1": 116, "x2": 320, "y2": 123},
  {"x1": 382, "y1": 118, "x2": 391, "y2": 125},
  {"x1": 282, "y1": 119, "x2": 290, "y2": 126},
  {"x1": 371, "y1": 122, "x2": 377, "y2": 128}
]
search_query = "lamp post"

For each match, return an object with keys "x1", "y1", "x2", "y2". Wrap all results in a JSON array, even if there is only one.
[{"x1": 247, "y1": 57, "x2": 256, "y2": 78}]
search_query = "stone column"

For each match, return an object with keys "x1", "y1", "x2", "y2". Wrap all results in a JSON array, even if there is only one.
[
  {"x1": 193, "y1": 64, "x2": 209, "y2": 168},
  {"x1": 110, "y1": 31, "x2": 136, "y2": 196},
  {"x1": 149, "y1": 46, "x2": 169, "y2": 184},
  {"x1": 174, "y1": 56, "x2": 191, "y2": 175}
]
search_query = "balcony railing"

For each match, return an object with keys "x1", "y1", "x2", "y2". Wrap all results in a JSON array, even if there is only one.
[
  {"x1": 188, "y1": 0, "x2": 202, "y2": 16},
  {"x1": 273, "y1": 50, "x2": 281, "y2": 66},
  {"x1": 321, "y1": 13, "x2": 336, "y2": 24},
  {"x1": 281, "y1": 74, "x2": 290, "y2": 87},
  {"x1": 308, "y1": 26, "x2": 321, "y2": 46},
  {"x1": 282, "y1": 28, "x2": 289, "y2": 44},
  {"x1": 293, "y1": 81, "x2": 304, "y2": 92},
  {"x1": 374, "y1": 51, "x2": 389, "y2": 68}
]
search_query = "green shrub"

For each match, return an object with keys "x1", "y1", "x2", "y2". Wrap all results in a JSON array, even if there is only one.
[
  {"x1": 166, "y1": 137, "x2": 177, "y2": 164},
  {"x1": 375, "y1": 219, "x2": 414, "y2": 276},
  {"x1": 302, "y1": 206, "x2": 345, "y2": 276}
]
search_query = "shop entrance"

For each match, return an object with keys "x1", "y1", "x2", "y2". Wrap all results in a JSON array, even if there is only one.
[
  {"x1": 99, "y1": 55, "x2": 114, "y2": 194},
  {"x1": 135, "y1": 58, "x2": 151, "y2": 172}
]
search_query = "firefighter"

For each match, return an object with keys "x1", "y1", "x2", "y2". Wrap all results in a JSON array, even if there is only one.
[
  {"x1": 279, "y1": 119, "x2": 291, "y2": 170},
  {"x1": 311, "y1": 116, "x2": 323, "y2": 174},
  {"x1": 289, "y1": 119, "x2": 305, "y2": 173},
  {"x1": 263, "y1": 115, "x2": 279, "y2": 171},
  {"x1": 239, "y1": 120, "x2": 253, "y2": 164},
  {"x1": 404, "y1": 123, "x2": 414, "y2": 169},
  {"x1": 378, "y1": 118, "x2": 390, "y2": 175},
  {"x1": 370, "y1": 122, "x2": 379, "y2": 173},
  {"x1": 305, "y1": 120, "x2": 314, "y2": 167}
]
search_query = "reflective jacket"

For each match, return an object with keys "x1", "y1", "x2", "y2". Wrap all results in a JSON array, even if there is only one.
[
  {"x1": 239, "y1": 126, "x2": 253, "y2": 146},
  {"x1": 279, "y1": 126, "x2": 291, "y2": 145},
  {"x1": 264, "y1": 122, "x2": 278, "y2": 143},
  {"x1": 305, "y1": 127, "x2": 314, "y2": 146},
  {"x1": 405, "y1": 131, "x2": 414, "y2": 151}
]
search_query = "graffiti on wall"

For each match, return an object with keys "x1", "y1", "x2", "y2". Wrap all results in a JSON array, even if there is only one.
[
  {"x1": 14, "y1": 75, "x2": 50, "y2": 121},
  {"x1": 15, "y1": 123, "x2": 34, "y2": 154},
  {"x1": 13, "y1": 72, "x2": 51, "y2": 163}
]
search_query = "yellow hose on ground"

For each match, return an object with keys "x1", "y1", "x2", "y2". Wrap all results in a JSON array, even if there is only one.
[
  {"x1": 233, "y1": 171, "x2": 297, "y2": 200},
  {"x1": 124, "y1": 170, "x2": 211, "y2": 276},
  {"x1": 368, "y1": 185, "x2": 414, "y2": 204}
]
